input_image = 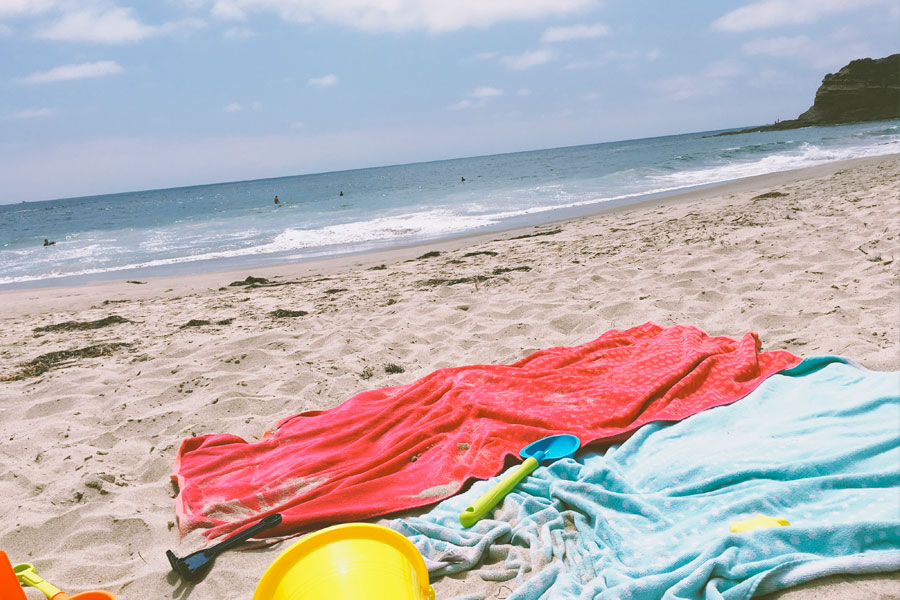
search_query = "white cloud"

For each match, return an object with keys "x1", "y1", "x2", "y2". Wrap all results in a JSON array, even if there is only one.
[
  {"x1": 741, "y1": 34, "x2": 871, "y2": 68},
  {"x1": 158, "y1": 17, "x2": 208, "y2": 37},
  {"x1": 500, "y1": 48, "x2": 558, "y2": 70},
  {"x1": 19, "y1": 60, "x2": 123, "y2": 84},
  {"x1": 447, "y1": 99, "x2": 475, "y2": 111},
  {"x1": 32, "y1": 6, "x2": 205, "y2": 43},
  {"x1": 540, "y1": 23, "x2": 609, "y2": 43},
  {"x1": 713, "y1": 0, "x2": 886, "y2": 32},
  {"x1": 657, "y1": 60, "x2": 742, "y2": 101},
  {"x1": 223, "y1": 26, "x2": 256, "y2": 39},
  {"x1": 5, "y1": 108, "x2": 58, "y2": 119},
  {"x1": 448, "y1": 86, "x2": 504, "y2": 110},
  {"x1": 223, "y1": 102, "x2": 263, "y2": 114},
  {"x1": 211, "y1": 1, "x2": 245, "y2": 19},
  {"x1": 308, "y1": 74, "x2": 338, "y2": 87},
  {"x1": 472, "y1": 86, "x2": 503, "y2": 99},
  {"x1": 0, "y1": 0, "x2": 56, "y2": 18},
  {"x1": 35, "y1": 7, "x2": 157, "y2": 42},
  {"x1": 517, "y1": 88, "x2": 532, "y2": 96},
  {"x1": 208, "y1": 0, "x2": 595, "y2": 33}
]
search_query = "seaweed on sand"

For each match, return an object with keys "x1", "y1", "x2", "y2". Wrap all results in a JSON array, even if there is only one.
[
  {"x1": 509, "y1": 228, "x2": 562, "y2": 240},
  {"x1": 1, "y1": 342, "x2": 131, "y2": 381},
  {"x1": 752, "y1": 191, "x2": 788, "y2": 200},
  {"x1": 180, "y1": 318, "x2": 233, "y2": 328},
  {"x1": 492, "y1": 266, "x2": 531, "y2": 275},
  {"x1": 269, "y1": 309, "x2": 309, "y2": 318},
  {"x1": 229, "y1": 276, "x2": 271, "y2": 287},
  {"x1": 34, "y1": 315, "x2": 131, "y2": 333},
  {"x1": 418, "y1": 276, "x2": 487, "y2": 287}
]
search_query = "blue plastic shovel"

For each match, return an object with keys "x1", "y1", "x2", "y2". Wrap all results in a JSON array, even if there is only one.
[{"x1": 459, "y1": 434, "x2": 581, "y2": 527}]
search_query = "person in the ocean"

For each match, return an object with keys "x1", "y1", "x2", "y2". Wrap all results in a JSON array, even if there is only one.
[
  {"x1": 43, "y1": 238, "x2": 56, "y2": 246},
  {"x1": 274, "y1": 195, "x2": 280, "y2": 205},
  {"x1": 461, "y1": 176, "x2": 466, "y2": 182},
  {"x1": 339, "y1": 191, "x2": 344, "y2": 197}
]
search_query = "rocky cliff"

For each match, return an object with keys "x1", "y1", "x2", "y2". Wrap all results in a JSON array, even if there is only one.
[{"x1": 718, "y1": 54, "x2": 899, "y2": 135}]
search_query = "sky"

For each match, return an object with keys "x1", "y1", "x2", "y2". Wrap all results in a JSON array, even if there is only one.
[{"x1": 0, "y1": 0, "x2": 897, "y2": 204}]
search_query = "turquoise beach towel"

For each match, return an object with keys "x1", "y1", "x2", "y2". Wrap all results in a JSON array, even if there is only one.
[{"x1": 391, "y1": 358, "x2": 900, "y2": 599}]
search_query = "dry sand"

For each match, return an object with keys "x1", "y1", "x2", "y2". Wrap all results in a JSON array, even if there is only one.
[{"x1": 1, "y1": 154, "x2": 898, "y2": 599}]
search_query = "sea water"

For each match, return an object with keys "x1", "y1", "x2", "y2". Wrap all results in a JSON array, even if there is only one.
[{"x1": 1, "y1": 120, "x2": 898, "y2": 288}]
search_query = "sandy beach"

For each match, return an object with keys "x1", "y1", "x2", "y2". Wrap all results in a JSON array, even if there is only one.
[{"x1": 1, "y1": 154, "x2": 898, "y2": 599}]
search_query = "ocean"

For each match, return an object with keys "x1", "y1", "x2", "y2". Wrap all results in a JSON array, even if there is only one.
[{"x1": 1, "y1": 120, "x2": 898, "y2": 288}]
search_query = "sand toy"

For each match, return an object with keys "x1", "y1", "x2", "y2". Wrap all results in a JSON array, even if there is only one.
[
  {"x1": 730, "y1": 514, "x2": 790, "y2": 533},
  {"x1": 254, "y1": 523, "x2": 434, "y2": 600},
  {"x1": 460, "y1": 434, "x2": 581, "y2": 527},
  {"x1": 167, "y1": 513, "x2": 282, "y2": 582},
  {"x1": 13, "y1": 563, "x2": 115, "y2": 600},
  {"x1": 1, "y1": 551, "x2": 27, "y2": 600}
]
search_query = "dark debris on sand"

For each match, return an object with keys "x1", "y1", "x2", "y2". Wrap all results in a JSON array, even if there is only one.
[
  {"x1": 384, "y1": 363, "x2": 405, "y2": 374},
  {"x1": 269, "y1": 309, "x2": 309, "y2": 318},
  {"x1": 419, "y1": 275, "x2": 486, "y2": 287},
  {"x1": 752, "y1": 191, "x2": 788, "y2": 200},
  {"x1": 180, "y1": 318, "x2": 234, "y2": 329},
  {"x1": 419, "y1": 265, "x2": 531, "y2": 287},
  {"x1": 463, "y1": 251, "x2": 498, "y2": 257},
  {"x1": 1, "y1": 342, "x2": 132, "y2": 381},
  {"x1": 509, "y1": 228, "x2": 562, "y2": 240},
  {"x1": 34, "y1": 315, "x2": 131, "y2": 333},
  {"x1": 221, "y1": 275, "x2": 334, "y2": 291},
  {"x1": 492, "y1": 266, "x2": 531, "y2": 275},
  {"x1": 229, "y1": 276, "x2": 271, "y2": 287},
  {"x1": 101, "y1": 299, "x2": 130, "y2": 306}
]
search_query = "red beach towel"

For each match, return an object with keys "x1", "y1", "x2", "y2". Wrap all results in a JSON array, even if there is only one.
[{"x1": 173, "y1": 323, "x2": 800, "y2": 540}]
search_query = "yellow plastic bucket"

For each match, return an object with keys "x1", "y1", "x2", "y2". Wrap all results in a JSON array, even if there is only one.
[{"x1": 253, "y1": 523, "x2": 435, "y2": 600}]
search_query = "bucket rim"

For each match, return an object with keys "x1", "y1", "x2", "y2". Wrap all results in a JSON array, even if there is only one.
[{"x1": 254, "y1": 523, "x2": 432, "y2": 599}]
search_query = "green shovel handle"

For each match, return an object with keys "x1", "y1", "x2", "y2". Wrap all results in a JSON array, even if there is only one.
[
  {"x1": 13, "y1": 563, "x2": 65, "y2": 599},
  {"x1": 460, "y1": 456, "x2": 539, "y2": 528}
]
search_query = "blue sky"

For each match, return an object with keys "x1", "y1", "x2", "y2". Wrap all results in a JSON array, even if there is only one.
[{"x1": 1, "y1": 0, "x2": 897, "y2": 203}]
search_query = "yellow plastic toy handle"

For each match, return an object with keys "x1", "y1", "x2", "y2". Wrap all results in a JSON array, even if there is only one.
[
  {"x1": 460, "y1": 456, "x2": 539, "y2": 528},
  {"x1": 13, "y1": 564, "x2": 65, "y2": 600}
]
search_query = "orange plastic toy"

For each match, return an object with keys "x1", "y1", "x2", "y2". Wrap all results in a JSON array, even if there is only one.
[
  {"x1": 13, "y1": 563, "x2": 115, "y2": 600},
  {"x1": 1, "y1": 551, "x2": 28, "y2": 600}
]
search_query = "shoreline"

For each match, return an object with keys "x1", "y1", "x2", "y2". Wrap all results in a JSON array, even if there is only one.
[
  {"x1": 1, "y1": 153, "x2": 894, "y2": 317},
  {"x1": 0, "y1": 153, "x2": 897, "y2": 599}
]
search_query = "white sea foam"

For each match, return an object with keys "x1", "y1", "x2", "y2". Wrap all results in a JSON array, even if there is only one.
[{"x1": 653, "y1": 141, "x2": 900, "y2": 189}]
